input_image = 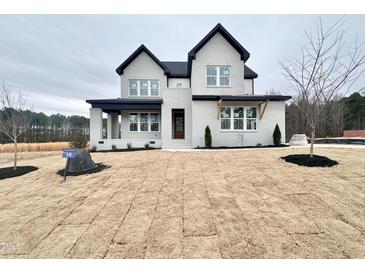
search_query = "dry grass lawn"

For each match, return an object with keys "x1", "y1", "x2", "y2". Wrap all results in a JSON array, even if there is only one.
[
  {"x1": 0, "y1": 142, "x2": 70, "y2": 153},
  {"x1": 0, "y1": 147, "x2": 364, "y2": 258}
]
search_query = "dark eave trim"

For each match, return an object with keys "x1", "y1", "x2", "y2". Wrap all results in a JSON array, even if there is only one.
[
  {"x1": 187, "y1": 23, "x2": 251, "y2": 75},
  {"x1": 192, "y1": 95, "x2": 292, "y2": 102},
  {"x1": 86, "y1": 98, "x2": 163, "y2": 112},
  {"x1": 116, "y1": 45, "x2": 170, "y2": 76}
]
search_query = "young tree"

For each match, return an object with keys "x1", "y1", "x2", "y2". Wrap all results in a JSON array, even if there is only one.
[
  {"x1": 0, "y1": 82, "x2": 29, "y2": 170},
  {"x1": 281, "y1": 17, "x2": 365, "y2": 157}
]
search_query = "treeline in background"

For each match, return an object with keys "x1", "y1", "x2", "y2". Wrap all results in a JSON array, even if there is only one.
[
  {"x1": 286, "y1": 92, "x2": 365, "y2": 141},
  {"x1": 0, "y1": 92, "x2": 364, "y2": 145},
  {"x1": 0, "y1": 110, "x2": 89, "y2": 144}
]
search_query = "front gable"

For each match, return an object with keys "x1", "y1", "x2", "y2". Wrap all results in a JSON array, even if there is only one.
[
  {"x1": 187, "y1": 23, "x2": 250, "y2": 75},
  {"x1": 116, "y1": 44, "x2": 169, "y2": 76}
]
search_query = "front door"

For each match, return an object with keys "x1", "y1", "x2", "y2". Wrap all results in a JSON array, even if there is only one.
[{"x1": 172, "y1": 110, "x2": 184, "y2": 139}]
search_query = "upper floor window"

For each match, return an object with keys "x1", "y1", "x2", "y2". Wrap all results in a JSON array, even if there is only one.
[
  {"x1": 207, "y1": 65, "x2": 231, "y2": 87},
  {"x1": 128, "y1": 79, "x2": 160, "y2": 96},
  {"x1": 220, "y1": 106, "x2": 257, "y2": 131}
]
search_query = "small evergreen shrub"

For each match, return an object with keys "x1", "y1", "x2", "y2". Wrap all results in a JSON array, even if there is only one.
[
  {"x1": 273, "y1": 124, "x2": 282, "y2": 146},
  {"x1": 69, "y1": 132, "x2": 88, "y2": 149},
  {"x1": 127, "y1": 143, "x2": 132, "y2": 150},
  {"x1": 89, "y1": 146, "x2": 97, "y2": 152},
  {"x1": 144, "y1": 143, "x2": 150, "y2": 149},
  {"x1": 204, "y1": 126, "x2": 212, "y2": 148},
  {"x1": 256, "y1": 143, "x2": 262, "y2": 147},
  {"x1": 111, "y1": 144, "x2": 117, "y2": 151}
]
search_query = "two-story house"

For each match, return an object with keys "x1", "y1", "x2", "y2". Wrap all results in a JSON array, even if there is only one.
[{"x1": 86, "y1": 23, "x2": 291, "y2": 150}]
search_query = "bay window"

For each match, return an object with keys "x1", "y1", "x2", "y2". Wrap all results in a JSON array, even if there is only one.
[
  {"x1": 207, "y1": 65, "x2": 231, "y2": 87},
  {"x1": 220, "y1": 106, "x2": 257, "y2": 131},
  {"x1": 128, "y1": 112, "x2": 160, "y2": 132},
  {"x1": 128, "y1": 79, "x2": 160, "y2": 96}
]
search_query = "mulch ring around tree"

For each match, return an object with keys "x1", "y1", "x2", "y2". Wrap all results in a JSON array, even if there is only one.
[
  {"x1": 0, "y1": 166, "x2": 39, "y2": 180},
  {"x1": 56, "y1": 163, "x2": 110, "y2": 177},
  {"x1": 281, "y1": 154, "x2": 338, "y2": 167}
]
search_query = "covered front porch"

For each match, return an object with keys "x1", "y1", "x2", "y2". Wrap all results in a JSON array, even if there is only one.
[{"x1": 86, "y1": 98, "x2": 163, "y2": 150}]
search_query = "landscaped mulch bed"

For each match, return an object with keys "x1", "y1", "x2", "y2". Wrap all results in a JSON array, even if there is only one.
[
  {"x1": 0, "y1": 166, "x2": 39, "y2": 180},
  {"x1": 197, "y1": 144, "x2": 289, "y2": 149},
  {"x1": 92, "y1": 147, "x2": 160, "y2": 153},
  {"x1": 56, "y1": 163, "x2": 110, "y2": 177},
  {"x1": 281, "y1": 154, "x2": 338, "y2": 167}
]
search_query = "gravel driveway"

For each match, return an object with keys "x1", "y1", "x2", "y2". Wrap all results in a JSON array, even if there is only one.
[{"x1": 0, "y1": 147, "x2": 364, "y2": 258}]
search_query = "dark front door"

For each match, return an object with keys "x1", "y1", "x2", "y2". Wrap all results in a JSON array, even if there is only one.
[{"x1": 172, "y1": 110, "x2": 184, "y2": 139}]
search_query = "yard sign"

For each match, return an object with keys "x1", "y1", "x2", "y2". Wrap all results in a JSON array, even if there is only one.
[{"x1": 62, "y1": 149, "x2": 77, "y2": 182}]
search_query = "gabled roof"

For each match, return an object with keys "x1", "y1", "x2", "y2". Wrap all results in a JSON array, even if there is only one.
[
  {"x1": 187, "y1": 23, "x2": 251, "y2": 75},
  {"x1": 115, "y1": 24, "x2": 257, "y2": 79},
  {"x1": 116, "y1": 44, "x2": 169, "y2": 75}
]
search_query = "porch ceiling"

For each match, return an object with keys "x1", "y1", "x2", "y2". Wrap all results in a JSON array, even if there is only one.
[{"x1": 86, "y1": 98, "x2": 162, "y2": 113}]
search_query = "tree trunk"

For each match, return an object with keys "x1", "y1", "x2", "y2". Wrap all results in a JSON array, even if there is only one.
[
  {"x1": 309, "y1": 126, "x2": 315, "y2": 158},
  {"x1": 14, "y1": 137, "x2": 17, "y2": 170}
]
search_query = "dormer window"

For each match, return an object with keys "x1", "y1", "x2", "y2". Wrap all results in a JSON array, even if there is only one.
[
  {"x1": 128, "y1": 79, "x2": 160, "y2": 96},
  {"x1": 207, "y1": 65, "x2": 231, "y2": 87}
]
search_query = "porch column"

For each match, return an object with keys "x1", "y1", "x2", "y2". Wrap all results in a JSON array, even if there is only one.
[
  {"x1": 111, "y1": 112, "x2": 119, "y2": 139},
  {"x1": 107, "y1": 113, "x2": 112, "y2": 139},
  {"x1": 89, "y1": 108, "x2": 103, "y2": 145}
]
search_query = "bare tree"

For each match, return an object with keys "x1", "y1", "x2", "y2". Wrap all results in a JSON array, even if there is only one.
[
  {"x1": 281, "y1": 17, "x2": 365, "y2": 157},
  {"x1": 0, "y1": 82, "x2": 29, "y2": 170}
]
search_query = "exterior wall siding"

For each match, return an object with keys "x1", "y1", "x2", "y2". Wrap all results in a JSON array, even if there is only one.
[
  {"x1": 120, "y1": 51, "x2": 167, "y2": 98},
  {"x1": 192, "y1": 101, "x2": 286, "y2": 148},
  {"x1": 244, "y1": 79, "x2": 254, "y2": 94},
  {"x1": 168, "y1": 78, "x2": 190, "y2": 88},
  {"x1": 191, "y1": 32, "x2": 246, "y2": 96}
]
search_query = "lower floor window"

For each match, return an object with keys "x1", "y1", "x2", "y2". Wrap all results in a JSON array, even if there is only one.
[
  {"x1": 150, "y1": 113, "x2": 160, "y2": 132},
  {"x1": 129, "y1": 113, "x2": 138, "y2": 131},
  {"x1": 220, "y1": 106, "x2": 257, "y2": 131},
  {"x1": 129, "y1": 112, "x2": 160, "y2": 132},
  {"x1": 140, "y1": 113, "x2": 149, "y2": 131}
]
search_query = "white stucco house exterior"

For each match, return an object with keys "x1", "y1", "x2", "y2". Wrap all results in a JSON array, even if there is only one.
[{"x1": 87, "y1": 23, "x2": 291, "y2": 150}]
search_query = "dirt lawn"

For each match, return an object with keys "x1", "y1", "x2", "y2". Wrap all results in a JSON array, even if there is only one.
[{"x1": 0, "y1": 147, "x2": 364, "y2": 258}]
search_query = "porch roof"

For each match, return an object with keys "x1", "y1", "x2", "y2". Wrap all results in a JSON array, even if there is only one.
[
  {"x1": 192, "y1": 95, "x2": 292, "y2": 102},
  {"x1": 86, "y1": 98, "x2": 162, "y2": 113}
]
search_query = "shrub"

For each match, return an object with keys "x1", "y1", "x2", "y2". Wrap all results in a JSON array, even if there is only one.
[
  {"x1": 144, "y1": 143, "x2": 150, "y2": 149},
  {"x1": 127, "y1": 143, "x2": 132, "y2": 150},
  {"x1": 256, "y1": 143, "x2": 262, "y2": 147},
  {"x1": 204, "y1": 126, "x2": 212, "y2": 148},
  {"x1": 273, "y1": 124, "x2": 282, "y2": 146},
  {"x1": 111, "y1": 144, "x2": 117, "y2": 151},
  {"x1": 89, "y1": 146, "x2": 97, "y2": 152},
  {"x1": 69, "y1": 133, "x2": 87, "y2": 149}
]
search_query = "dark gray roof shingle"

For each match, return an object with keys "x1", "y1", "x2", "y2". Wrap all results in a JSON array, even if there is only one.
[{"x1": 162, "y1": 61, "x2": 188, "y2": 77}]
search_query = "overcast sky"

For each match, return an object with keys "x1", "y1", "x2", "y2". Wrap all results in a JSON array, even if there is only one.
[{"x1": 0, "y1": 15, "x2": 364, "y2": 116}]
